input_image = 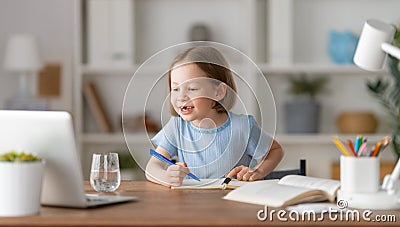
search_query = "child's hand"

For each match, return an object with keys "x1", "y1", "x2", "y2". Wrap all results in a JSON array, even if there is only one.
[
  {"x1": 226, "y1": 165, "x2": 264, "y2": 181},
  {"x1": 166, "y1": 162, "x2": 190, "y2": 186}
]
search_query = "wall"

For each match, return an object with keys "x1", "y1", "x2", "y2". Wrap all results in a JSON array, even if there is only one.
[{"x1": 0, "y1": 0, "x2": 74, "y2": 111}]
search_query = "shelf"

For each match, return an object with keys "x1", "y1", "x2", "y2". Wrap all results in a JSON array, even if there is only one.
[
  {"x1": 81, "y1": 63, "x2": 177, "y2": 75},
  {"x1": 71, "y1": 0, "x2": 400, "y2": 181},
  {"x1": 81, "y1": 63, "x2": 250, "y2": 76},
  {"x1": 82, "y1": 63, "x2": 390, "y2": 76},
  {"x1": 258, "y1": 64, "x2": 389, "y2": 75},
  {"x1": 275, "y1": 133, "x2": 390, "y2": 145},
  {"x1": 82, "y1": 132, "x2": 154, "y2": 145},
  {"x1": 81, "y1": 132, "x2": 390, "y2": 146},
  {"x1": 81, "y1": 65, "x2": 138, "y2": 75}
]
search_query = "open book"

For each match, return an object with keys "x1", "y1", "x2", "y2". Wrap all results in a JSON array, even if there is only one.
[
  {"x1": 171, "y1": 178, "x2": 249, "y2": 190},
  {"x1": 223, "y1": 175, "x2": 340, "y2": 207}
]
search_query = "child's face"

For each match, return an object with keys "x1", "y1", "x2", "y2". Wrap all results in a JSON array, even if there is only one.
[{"x1": 170, "y1": 63, "x2": 222, "y2": 124}]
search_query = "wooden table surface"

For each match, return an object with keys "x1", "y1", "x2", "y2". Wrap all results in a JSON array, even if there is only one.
[{"x1": 0, "y1": 181, "x2": 399, "y2": 226}]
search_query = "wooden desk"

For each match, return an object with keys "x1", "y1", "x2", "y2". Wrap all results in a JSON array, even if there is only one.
[{"x1": 0, "y1": 181, "x2": 399, "y2": 226}]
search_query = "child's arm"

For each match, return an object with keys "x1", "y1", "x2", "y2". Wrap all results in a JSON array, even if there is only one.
[
  {"x1": 225, "y1": 139, "x2": 284, "y2": 181},
  {"x1": 145, "y1": 146, "x2": 190, "y2": 187}
]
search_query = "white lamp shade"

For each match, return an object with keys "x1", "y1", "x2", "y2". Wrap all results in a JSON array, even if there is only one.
[
  {"x1": 353, "y1": 19, "x2": 395, "y2": 71},
  {"x1": 3, "y1": 34, "x2": 42, "y2": 72}
]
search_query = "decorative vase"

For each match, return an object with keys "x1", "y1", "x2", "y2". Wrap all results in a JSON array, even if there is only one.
[
  {"x1": 328, "y1": 30, "x2": 359, "y2": 64},
  {"x1": 0, "y1": 161, "x2": 45, "y2": 216},
  {"x1": 336, "y1": 111, "x2": 377, "y2": 134},
  {"x1": 284, "y1": 100, "x2": 320, "y2": 133}
]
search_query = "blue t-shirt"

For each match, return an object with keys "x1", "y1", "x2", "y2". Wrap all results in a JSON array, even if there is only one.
[{"x1": 151, "y1": 112, "x2": 272, "y2": 179}]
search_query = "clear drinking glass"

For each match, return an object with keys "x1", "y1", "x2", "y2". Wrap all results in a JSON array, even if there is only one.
[{"x1": 90, "y1": 153, "x2": 121, "y2": 192}]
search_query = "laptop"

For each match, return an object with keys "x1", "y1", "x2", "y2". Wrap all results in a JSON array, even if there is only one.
[{"x1": 0, "y1": 110, "x2": 137, "y2": 208}]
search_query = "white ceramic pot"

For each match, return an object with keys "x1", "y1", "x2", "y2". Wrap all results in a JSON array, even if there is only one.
[{"x1": 0, "y1": 161, "x2": 45, "y2": 216}]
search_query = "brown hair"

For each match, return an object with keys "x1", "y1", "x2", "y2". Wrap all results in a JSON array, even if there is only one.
[{"x1": 168, "y1": 46, "x2": 237, "y2": 116}]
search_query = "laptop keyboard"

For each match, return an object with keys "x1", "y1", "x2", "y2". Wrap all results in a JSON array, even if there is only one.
[
  {"x1": 86, "y1": 197, "x2": 106, "y2": 202},
  {"x1": 85, "y1": 193, "x2": 137, "y2": 206},
  {"x1": 86, "y1": 194, "x2": 116, "y2": 202}
]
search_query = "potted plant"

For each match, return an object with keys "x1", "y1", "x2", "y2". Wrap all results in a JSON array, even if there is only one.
[
  {"x1": 285, "y1": 73, "x2": 329, "y2": 133},
  {"x1": 366, "y1": 24, "x2": 400, "y2": 159},
  {"x1": 0, "y1": 151, "x2": 45, "y2": 216}
]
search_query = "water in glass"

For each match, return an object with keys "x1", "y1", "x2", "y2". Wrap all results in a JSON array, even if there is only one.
[{"x1": 90, "y1": 153, "x2": 121, "y2": 192}]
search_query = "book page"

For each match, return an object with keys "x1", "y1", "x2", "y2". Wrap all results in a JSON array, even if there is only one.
[
  {"x1": 223, "y1": 180, "x2": 325, "y2": 207},
  {"x1": 278, "y1": 175, "x2": 340, "y2": 200},
  {"x1": 171, "y1": 178, "x2": 248, "y2": 189}
]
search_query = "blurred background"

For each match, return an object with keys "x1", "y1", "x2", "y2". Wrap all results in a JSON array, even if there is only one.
[{"x1": 0, "y1": 0, "x2": 399, "y2": 180}]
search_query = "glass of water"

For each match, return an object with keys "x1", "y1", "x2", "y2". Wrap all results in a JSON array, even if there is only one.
[{"x1": 90, "y1": 153, "x2": 121, "y2": 192}]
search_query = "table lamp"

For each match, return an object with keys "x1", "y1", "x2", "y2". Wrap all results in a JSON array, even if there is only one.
[
  {"x1": 3, "y1": 34, "x2": 47, "y2": 110},
  {"x1": 337, "y1": 19, "x2": 400, "y2": 210},
  {"x1": 354, "y1": 19, "x2": 400, "y2": 70}
]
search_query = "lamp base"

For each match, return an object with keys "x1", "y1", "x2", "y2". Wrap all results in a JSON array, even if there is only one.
[
  {"x1": 5, "y1": 96, "x2": 47, "y2": 110},
  {"x1": 337, "y1": 189, "x2": 400, "y2": 210}
]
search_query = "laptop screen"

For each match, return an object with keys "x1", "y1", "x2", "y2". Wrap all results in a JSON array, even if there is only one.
[{"x1": 0, "y1": 110, "x2": 88, "y2": 208}]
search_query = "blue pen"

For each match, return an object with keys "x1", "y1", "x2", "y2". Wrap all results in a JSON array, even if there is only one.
[
  {"x1": 354, "y1": 136, "x2": 362, "y2": 153},
  {"x1": 150, "y1": 149, "x2": 200, "y2": 181}
]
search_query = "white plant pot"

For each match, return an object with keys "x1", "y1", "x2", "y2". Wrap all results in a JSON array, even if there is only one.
[{"x1": 0, "y1": 161, "x2": 45, "y2": 216}]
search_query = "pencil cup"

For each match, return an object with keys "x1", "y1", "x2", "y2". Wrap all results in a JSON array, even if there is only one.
[{"x1": 340, "y1": 156, "x2": 379, "y2": 193}]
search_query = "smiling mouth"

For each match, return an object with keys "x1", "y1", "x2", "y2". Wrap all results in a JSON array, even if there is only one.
[{"x1": 180, "y1": 106, "x2": 194, "y2": 111}]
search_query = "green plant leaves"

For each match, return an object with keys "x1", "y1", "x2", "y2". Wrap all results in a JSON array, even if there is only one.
[
  {"x1": 366, "y1": 25, "x2": 400, "y2": 158},
  {"x1": 287, "y1": 74, "x2": 329, "y2": 99},
  {"x1": 0, "y1": 151, "x2": 41, "y2": 162}
]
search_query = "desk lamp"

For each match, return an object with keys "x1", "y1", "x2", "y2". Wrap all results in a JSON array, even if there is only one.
[
  {"x1": 337, "y1": 19, "x2": 400, "y2": 210},
  {"x1": 3, "y1": 34, "x2": 47, "y2": 110}
]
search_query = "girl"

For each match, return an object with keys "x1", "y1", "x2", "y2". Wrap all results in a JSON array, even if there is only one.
[{"x1": 146, "y1": 46, "x2": 283, "y2": 187}]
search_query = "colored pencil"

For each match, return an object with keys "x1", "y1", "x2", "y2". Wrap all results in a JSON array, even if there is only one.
[{"x1": 332, "y1": 136, "x2": 352, "y2": 156}]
